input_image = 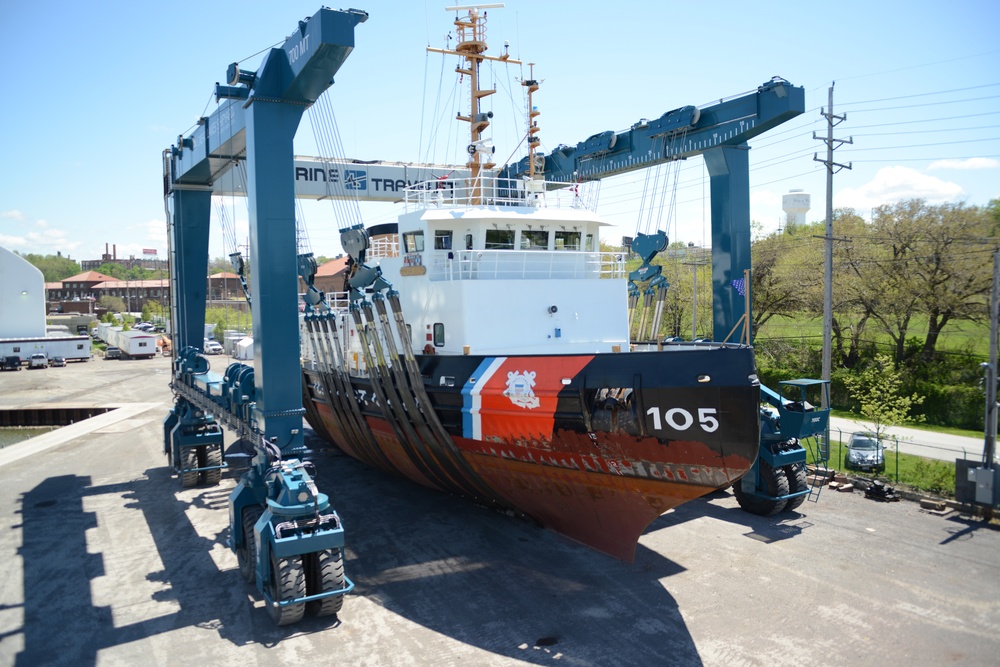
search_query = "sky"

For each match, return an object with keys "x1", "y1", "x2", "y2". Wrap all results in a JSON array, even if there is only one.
[{"x1": 1, "y1": 0, "x2": 998, "y2": 265}]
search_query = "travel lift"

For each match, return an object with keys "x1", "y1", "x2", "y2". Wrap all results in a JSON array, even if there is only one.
[
  {"x1": 163, "y1": 8, "x2": 368, "y2": 625},
  {"x1": 163, "y1": 9, "x2": 827, "y2": 628}
]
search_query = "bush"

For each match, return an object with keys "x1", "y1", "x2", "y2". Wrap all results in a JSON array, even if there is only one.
[{"x1": 909, "y1": 382, "x2": 984, "y2": 430}]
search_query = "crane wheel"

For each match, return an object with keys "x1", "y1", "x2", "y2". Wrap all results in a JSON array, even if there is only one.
[
  {"x1": 200, "y1": 445, "x2": 223, "y2": 486},
  {"x1": 732, "y1": 461, "x2": 789, "y2": 516},
  {"x1": 179, "y1": 448, "x2": 199, "y2": 488},
  {"x1": 267, "y1": 554, "x2": 306, "y2": 626},
  {"x1": 237, "y1": 506, "x2": 263, "y2": 584},
  {"x1": 783, "y1": 463, "x2": 809, "y2": 512},
  {"x1": 305, "y1": 548, "x2": 346, "y2": 617}
]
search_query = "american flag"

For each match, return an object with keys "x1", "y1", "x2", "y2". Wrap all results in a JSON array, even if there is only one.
[{"x1": 731, "y1": 277, "x2": 746, "y2": 296}]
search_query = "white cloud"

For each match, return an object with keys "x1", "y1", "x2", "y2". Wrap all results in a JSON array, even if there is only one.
[
  {"x1": 927, "y1": 157, "x2": 1000, "y2": 171},
  {"x1": 143, "y1": 219, "x2": 168, "y2": 248},
  {"x1": 1, "y1": 210, "x2": 25, "y2": 221},
  {"x1": 835, "y1": 166, "x2": 964, "y2": 212},
  {"x1": 750, "y1": 189, "x2": 781, "y2": 210},
  {"x1": 25, "y1": 226, "x2": 81, "y2": 253},
  {"x1": 0, "y1": 234, "x2": 27, "y2": 248}
]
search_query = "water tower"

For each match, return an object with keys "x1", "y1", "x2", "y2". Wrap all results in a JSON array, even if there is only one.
[{"x1": 782, "y1": 189, "x2": 811, "y2": 229}]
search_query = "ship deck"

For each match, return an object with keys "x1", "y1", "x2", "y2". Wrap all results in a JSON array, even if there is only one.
[{"x1": 1, "y1": 353, "x2": 998, "y2": 665}]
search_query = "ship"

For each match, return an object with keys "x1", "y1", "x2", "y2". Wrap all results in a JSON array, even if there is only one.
[{"x1": 299, "y1": 5, "x2": 762, "y2": 562}]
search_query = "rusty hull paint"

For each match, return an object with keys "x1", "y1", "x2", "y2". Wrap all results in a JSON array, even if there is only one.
[{"x1": 304, "y1": 388, "x2": 753, "y2": 562}]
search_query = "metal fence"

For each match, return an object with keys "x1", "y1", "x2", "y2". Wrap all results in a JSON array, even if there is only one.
[{"x1": 824, "y1": 427, "x2": 976, "y2": 482}]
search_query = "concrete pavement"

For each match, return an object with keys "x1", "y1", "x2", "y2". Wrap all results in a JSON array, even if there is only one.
[{"x1": 1, "y1": 355, "x2": 999, "y2": 666}]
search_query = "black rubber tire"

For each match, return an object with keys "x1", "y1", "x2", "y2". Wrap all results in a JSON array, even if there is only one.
[
  {"x1": 237, "y1": 506, "x2": 263, "y2": 584},
  {"x1": 179, "y1": 447, "x2": 199, "y2": 488},
  {"x1": 305, "y1": 548, "x2": 346, "y2": 617},
  {"x1": 732, "y1": 461, "x2": 789, "y2": 516},
  {"x1": 267, "y1": 554, "x2": 307, "y2": 626},
  {"x1": 200, "y1": 444, "x2": 223, "y2": 486},
  {"x1": 783, "y1": 462, "x2": 809, "y2": 512}
]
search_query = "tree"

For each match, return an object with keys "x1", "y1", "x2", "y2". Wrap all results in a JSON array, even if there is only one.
[
  {"x1": 751, "y1": 224, "x2": 818, "y2": 337},
  {"x1": 826, "y1": 210, "x2": 876, "y2": 369},
  {"x1": 837, "y1": 200, "x2": 997, "y2": 363},
  {"x1": 908, "y1": 201, "x2": 997, "y2": 360},
  {"x1": 141, "y1": 303, "x2": 152, "y2": 322},
  {"x1": 18, "y1": 252, "x2": 81, "y2": 282},
  {"x1": 843, "y1": 353, "x2": 925, "y2": 443},
  {"x1": 96, "y1": 263, "x2": 127, "y2": 279},
  {"x1": 98, "y1": 295, "x2": 126, "y2": 313},
  {"x1": 840, "y1": 202, "x2": 924, "y2": 363},
  {"x1": 987, "y1": 198, "x2": 1000, "y2": 234}
]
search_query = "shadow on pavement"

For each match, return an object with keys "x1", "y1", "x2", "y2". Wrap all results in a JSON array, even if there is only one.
[{"x1": 12, "y1": 427, "x2": 705, "y2": 665}]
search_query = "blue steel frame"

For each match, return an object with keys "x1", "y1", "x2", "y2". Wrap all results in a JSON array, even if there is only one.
[
  {"x1": 500, "y1": 78, "x2": 805, "y2": 341},
  {"x1": 164, "y1": 7, "x2": 367, "y2": 613}
]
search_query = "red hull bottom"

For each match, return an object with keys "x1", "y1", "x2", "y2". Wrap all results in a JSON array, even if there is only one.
[{"x1": 307, "y1": 399, "x2": 733, "y2": 562}]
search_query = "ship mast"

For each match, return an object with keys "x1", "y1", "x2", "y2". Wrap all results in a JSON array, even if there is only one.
[
  {"x1": 429, "y1": 4, "x2": 521, "y2": 204},
  {"x1": 523, "y1": 63, "x2": 541, "y2": 180}
]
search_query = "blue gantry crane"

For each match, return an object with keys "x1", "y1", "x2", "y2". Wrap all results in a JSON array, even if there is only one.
[
  {"x1": 162, "y1": 7, "x2": 367, "y2": 625},
  {"x1": 500, "y1": 76, "x2": 803, "y2": 343}
]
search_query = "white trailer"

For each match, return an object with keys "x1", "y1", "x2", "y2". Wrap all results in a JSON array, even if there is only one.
[
  {"x1": 106, "y1": 328, "x2": 158, "y2": 359},
  {"x1": 0, "y1": 336, "x2": 92, "y2": 363}
]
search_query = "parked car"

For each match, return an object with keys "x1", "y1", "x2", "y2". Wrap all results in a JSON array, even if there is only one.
[
  {"x1": 204, "y1": 340, "x2": 224, "y2": 355},
  {"x1": 50, "y1": 356, "x2": 67, "y2": 367},
  {"x1": 845, "y1": 432, "x2": 885, "y2": 473},
  {"x1": 28, "y1": 353, "x2": 48, "y2": 369},
  {"x1": 2, "y1": 356, "x2": 21, "y2": 371},
  {"x1": 105, "y1": 346, "x2": 122, "y2": 360}
]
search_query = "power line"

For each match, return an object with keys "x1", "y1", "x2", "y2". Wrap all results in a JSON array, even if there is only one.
[
  {"x1": 850, "y1": 93, "x2": 1000, "y2": 114},
  {"x1": 838, "y1": 82, "x2": 1000, "y2": 107}
]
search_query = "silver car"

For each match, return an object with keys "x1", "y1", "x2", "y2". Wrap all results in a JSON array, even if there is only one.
[{"x1": 845, "y1": 432, "x2": 885, "y2": 473}]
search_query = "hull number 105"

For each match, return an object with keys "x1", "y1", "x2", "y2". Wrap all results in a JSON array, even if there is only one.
[{"x1": 646, "y1": 407, "x2": 719, "y2": 433}]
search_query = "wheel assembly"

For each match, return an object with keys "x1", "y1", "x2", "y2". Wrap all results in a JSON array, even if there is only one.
[
  {"x1": 732, "y1": 460, "x2": 789, "y2": 516},
  {"x1": 267, "y1": 554, "x2": 307, "y2": 626},
  {"x1": 200, "y1": 444, "x2": 223, "y2": 486},
  {"x1": 179, "y1": 447, "x2": 200, "y2": 488},
  {"x1": 783, "y1": 462, "x2": 809, "y2": 512},
  {"x1": 306, "y1": 548, "x2": 346, "y2": 617},
  {"x1": 237, "y1": 506, "x2": 263, "y2": 584}
]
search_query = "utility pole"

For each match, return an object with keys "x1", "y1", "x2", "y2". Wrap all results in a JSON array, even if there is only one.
[
  {"x1": 984, "y1": 252, "x2": 999, "y2": 468},
  {"x1": 813, "y1": 82, "x2": 852, "y2": 408}
]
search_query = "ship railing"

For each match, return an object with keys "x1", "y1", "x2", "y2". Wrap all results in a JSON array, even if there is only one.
[
  {"x1": 403, "y1": 176, "x2": 599, "y2": 212},
  {"x1": 370, "y1": 235, "x2": 398, "y2": 258},
  {"x1": 631, "y1": 339, "x2": 753, "y2": 351},
  {"x1": 423, "y1": 249, "x2": 625, "y2": 281}
]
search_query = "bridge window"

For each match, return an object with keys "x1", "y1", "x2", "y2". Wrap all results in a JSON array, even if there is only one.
[
  {"x1": 555, "y1": 231, "x2": 581, "y2": 250},
  {"x1": 520, "y1": 229, "x2": 549, "y2": 250},
  {"x1": 403, "y1": 231, "x2": 424, "y2": 253},
  {"x1": 485, "y1": 229, "x2": 514, "y2": 250},
  {"x1": 434, "y1": 230, "x2": 453, "y2": 250},
  {"x1": 586, "y1": 234, "x2": 595, "y2": 251}
]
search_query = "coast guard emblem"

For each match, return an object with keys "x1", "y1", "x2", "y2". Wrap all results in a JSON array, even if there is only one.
[{"x1": 505, "y1": 370, "x2": 539, "y2": 409}]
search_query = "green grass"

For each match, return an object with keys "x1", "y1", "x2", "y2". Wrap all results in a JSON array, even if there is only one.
[{"x1": 757, "y1": 313, "x2": 990, "y2": 359}]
